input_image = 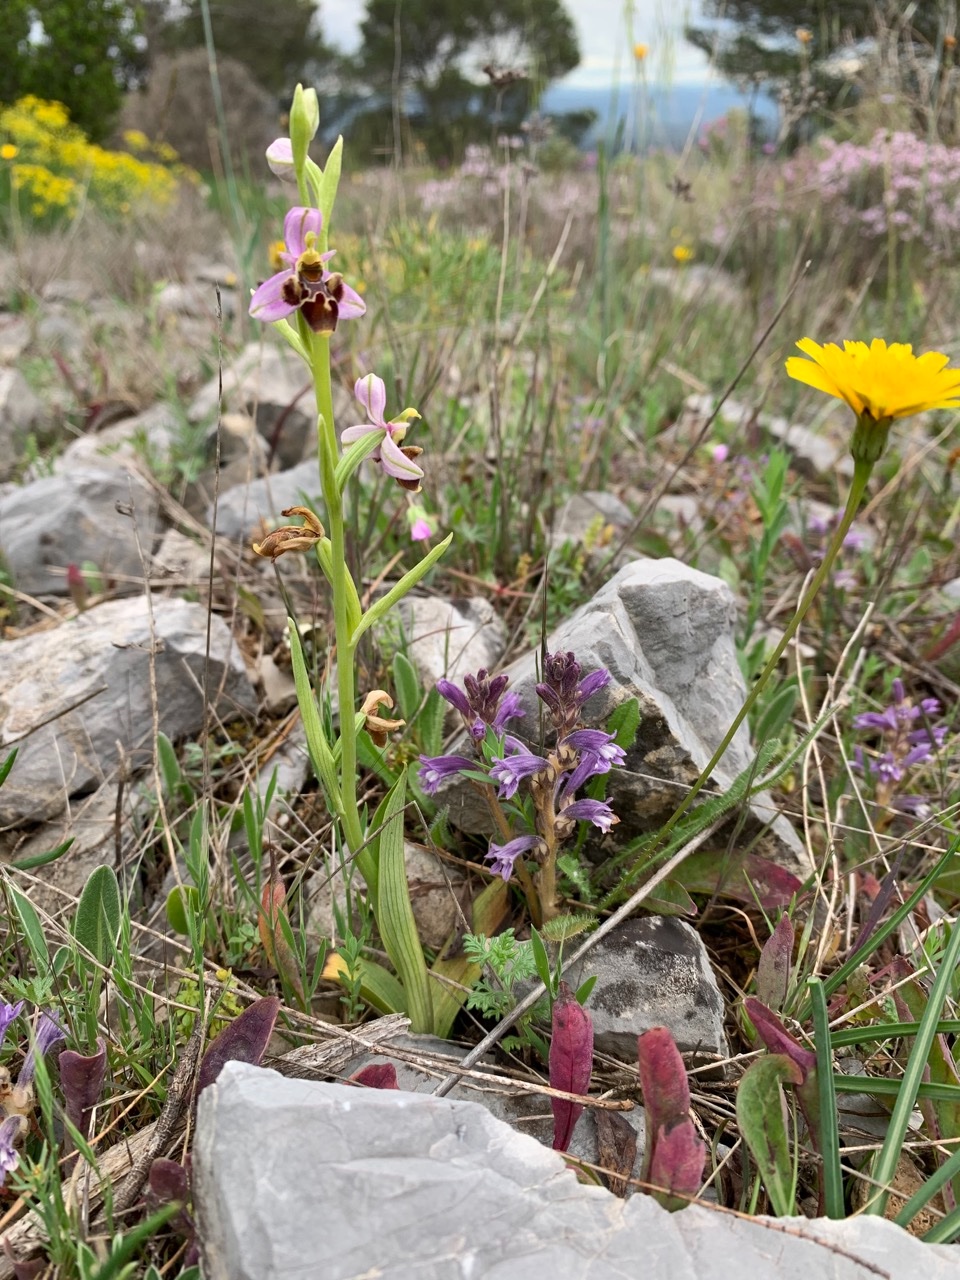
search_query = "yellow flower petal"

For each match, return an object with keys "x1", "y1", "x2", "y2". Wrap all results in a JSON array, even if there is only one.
[{"x1": 786, "y1": 336, "x2": 960, "y2": 422}]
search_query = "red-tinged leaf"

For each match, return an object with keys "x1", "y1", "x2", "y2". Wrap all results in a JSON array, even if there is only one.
[
  {"x1": 637, "y1": 1027, "x2": 690, "y2": 1139},
  {"x1": 2, "y1": 1241, "x2": 45, "y2": 1280},
  {"x1": 756, "y1": 913, "x2": 794, "y2": 1012},
  {"x1": 648, "y1": 1119, "x2": 706, "y2": 1211},
  {"x1": 596, "y1": 1109, "x2": 638, "y2": 1197},
  {"x1": 59, "y1": 1038, "x2": 107, "y2": 1149},
  {"x1": 744, "y1": 998, "x2": 816, "y2": 1080},
  {"x1": 259, "y1": 849, "x2": 306, "y2": 1008},
  {"x1": 679, "y1": 850, "x2": 802, "y2": 909},
  {"x1": 196, "y1": 996, "x2": 281, "y2": 1096},
  {"x1": 550, "y1": 981, "x2": 594, "y2": 1152},
  {"x1": 147, "y1": 1157, "x2": 190, "y2": 1205},
  {"x1": 349, "y1": 1063, "x2": 400, "y2": 1089}
]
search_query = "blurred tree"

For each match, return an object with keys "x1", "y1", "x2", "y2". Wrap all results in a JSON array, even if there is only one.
[
  {"x1": 0, "y1": 0, "x2": 144, "y2": 142},
  {"x1": 687, "y1": 0, "x2": 958, "y2": 93},
  {"x1": 352, "y1": 0, "x2": 580, "y2": 161},
  {"x1": 161, "y1": 0, "x2": 328, "y2": 96}
]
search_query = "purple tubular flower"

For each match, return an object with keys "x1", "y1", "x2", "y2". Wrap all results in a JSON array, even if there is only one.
[
  {"x1": 0, "y1": 1114, "x2": 21, "y2": 1187},
  {"x1": 249, "y1": 205, "x2": 365, "y2": 333},
  {"x1": 563, "y1": 799, "x2": 618, "y2": 832},
  {"x1": 341, "y1": 374, "x2": 424, "y2": 489},
  {"x1": 18, "y1": 1012, "x2": 66, "y2": 1087},
  {"x1": 536, "y1": 652, "x2": 611, "y2": 733},
  {"x1": 418, "y1": 753, "x2": 476, "y2": 795},
  {"x1": 0, "y1": 1002, "x2": 24, "y2": 1053},
  {"x1": 491, "y1": 691, "x2": 525, "y2": 734},
  {"x1": 437, "y1": 670, "x2": 525, "y2": 740},
  {"x1": 485, "y1": 835, "x2": 540, "y2": 881},
  {"x1": 489, "y1": 737, "x2": 549, "y2": 799}
]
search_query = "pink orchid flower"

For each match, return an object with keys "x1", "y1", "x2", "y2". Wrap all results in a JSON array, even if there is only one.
[
  {"x1": 341, "y1": 373, "x2": 424, "y2": 489},
  {"x1": 249, "y1": 206, "x2": 365, "y2": 333}
]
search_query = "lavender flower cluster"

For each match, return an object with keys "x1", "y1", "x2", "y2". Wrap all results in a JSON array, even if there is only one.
[
  {"x1": 419, "y1": 655, "x2": 625, "y2": 883},
  {"x1": 852, "y1": 678, "x2": 949, "y2": 817},
  {"x1": 783, "y1": 130, "x2": 960, "y2": 259},
  {"x1": 0, "y1": 1002, "x2": 65, "y2": 1186}
]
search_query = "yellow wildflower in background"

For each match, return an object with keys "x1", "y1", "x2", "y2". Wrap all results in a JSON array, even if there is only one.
[
  {"x1": 672, "y1": 244, "x2": 694, "y2": 263},
  {"x1": 633, "y1": 43, "x2": 649, "y2": 61},
  {"x1": 0, "y1": 144, "x2": 17, "y2": 161},
  {"x1": 796, "y1": 27, "x2": 813, "y2": 44},
  {"x1": 786, "y1": 338, "x2": 960, "y2": 421},
  {"x1": 268, "y1": 239, "x2": 287, "y2": 272}
]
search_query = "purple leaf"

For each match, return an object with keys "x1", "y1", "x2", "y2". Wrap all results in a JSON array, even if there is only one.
[
  {"x1": 648, "y1": 1120, "x2": 706, "y2": 1211},
  {"x1": 637, "y1": 1027, "x2": 705, "y2": 1210},
  {"x1": 147, "y1": 1157, "x2": 190, "y2": 1206},
  {"x1": 2, "y1": 1241, "x2": 45, "y2": 1280},
  {"x1": 549, "y1": 981, "x2": 594, "y2": 1152},
  {"x1": 196, "y1": 996, "x2": 281, "y2": 1096},
  {"x1": 349, "y1": 1064, "x2": 400, "y2": 1090},
  {"x1": 59, "y1": 1038, "x2": 107, "y2": 1151},
  {"x1": 744, "y1": 998, "x2": 816, "y2": 1080},
  {"x1": 756, "y1": 913, "x2": 794, "y2": 1011}
]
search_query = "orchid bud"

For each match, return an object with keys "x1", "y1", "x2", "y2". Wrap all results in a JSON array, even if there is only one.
[
  {"x1": 290, "y1": 84, "x2": 320, "y2": 183},
  {"x1": 266, "y1": 138, "x2": 296, "y2": 181}
]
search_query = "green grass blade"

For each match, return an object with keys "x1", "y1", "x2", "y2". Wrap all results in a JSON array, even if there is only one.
[{"x1": 808, "y1": 977, "x2": 844, "y2": 1218}]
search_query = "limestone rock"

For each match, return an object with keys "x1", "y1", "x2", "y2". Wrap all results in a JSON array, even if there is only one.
[
  {"x1": 0, "y1": 369, "x2": 48, "y2": 475},
  {"x1": 396, "y1": 595, "x2": 507, "y2": 691},
  {"x1": 194, "y1": 1063, "x2": 960, "y2": 1280},
  {"x1": 0, "y1": 466, "x2": 160, "y2": 596},
  {"x1": 0, "y1": 595, "x2": 256, "y2": 825}
]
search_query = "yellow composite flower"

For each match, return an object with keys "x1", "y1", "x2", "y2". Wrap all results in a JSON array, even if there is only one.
[
  {"x1": 785, "y1": 337, "x2": 960, "y2": 422},
  {"x1": 0, "y1": 144, "x2": 17, "y2": 160},
  {"x1": 633, "y1": 43, "x2": 649, "y2": 61},
  {"x1": 672, "y1": 244, "x2": 694, "y2": 263}
]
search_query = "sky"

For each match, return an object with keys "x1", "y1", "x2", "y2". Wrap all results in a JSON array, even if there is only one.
[{"x1": 320, "y1": 0, "x2": 714, "y2": 89}]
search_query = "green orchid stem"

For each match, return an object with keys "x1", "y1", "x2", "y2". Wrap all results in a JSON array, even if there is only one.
[
  {"x1": 308, "y1": 331, "x2": 368, "y2": 870},
  {"x1": 648, "y1": 456, "x2": 873, "y2": 862}
]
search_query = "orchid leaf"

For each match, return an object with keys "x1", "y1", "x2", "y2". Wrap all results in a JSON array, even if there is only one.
[
  {"x1": 74, "y1": 865, "x2": 121, "y2": 964},
  {"x1": 322, "y1": 952, "x2": 407, "y2": 1015},
  {"x1": 334, "y1": 430, "x2": 384, "y2": 493},
  {"x1": 550, "y1": 981, "x2": 594, "y2": 1152},
  {"x1": 317, "y1": 135, "x2": 343, "y2": 234},
  {"x1": 196, "y1": 996, "x2": 281, "y2": 1096},
  {"x1": 430, "y1": 876, "x2": 509, "y2": 1039},
  {"x1": 287, "y1": 618, "x2": 342, "y2": 810},
  {"x1": 350, "y1": 534, "x2": 453, "y2": 647},
  {"x1": 375, "y1": 770, "x2": 432, "y2": 1033},
  {"x1": 756, "y1": 913, "x2": 795, "y2": 1012},
  {"x1": 736, "y1": 1054, "x2": 802, "y2": 1216}
]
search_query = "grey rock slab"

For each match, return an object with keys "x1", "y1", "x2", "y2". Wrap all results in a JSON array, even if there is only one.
[
  {"x1": 561, "y1": 917, "x2": 728, "y2": 1070},
  {"x1": 396, "y1": 595, "x2": 507, "y2": 690},
  {"x1": 442, "y1": 557, "x2": 804, "y2": 871},
  {"x1": 0, "y1": 466, "x2": 160, "y2": 596},
  {"x1": 53, "y1": 404, "x2": 181, "y2": 475},
  {"x1": 188, "y1": 342, "x2": 351, "y2": 468},
  {"x1": 0, "y1": 313, "x2": 30, "y2": 363},
  {"x1": 210, "y1": 458, "x2": 322, "y2": 542},
  {"x1": 0, "y1": 368, "x2": 47, "y2": 475},
  {"x1": 195, "y1": 1063, "x2": 959, "y2": 1280},
  {"x1": 0, "y1": 595, "x2": 255, "y2": 825}
]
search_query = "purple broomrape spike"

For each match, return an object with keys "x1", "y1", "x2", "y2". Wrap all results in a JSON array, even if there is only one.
[
  {"x1": 637, "y1": 1027, "x2": 705, "y2": 1211},
  {"x1": 744, "y1": 997, "x2": 816, "y2": 1080},
  {"x1": 549, "y1": 982, "x2": 594, "y2": 1152},
  {"x1": 349, "y1": 1063, "x2": 400, "y2": 1089},
  {"x1": 196, "y1": 996, "x2": 281, "y2": 1097},
  {"x1": 59, "y1": 1038, "x2": 107, "y2": 1156}
]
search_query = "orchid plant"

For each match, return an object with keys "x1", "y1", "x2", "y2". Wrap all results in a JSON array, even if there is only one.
[{"x1": 247, "y1": 88, "x2": 462, "y2": 1032}]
